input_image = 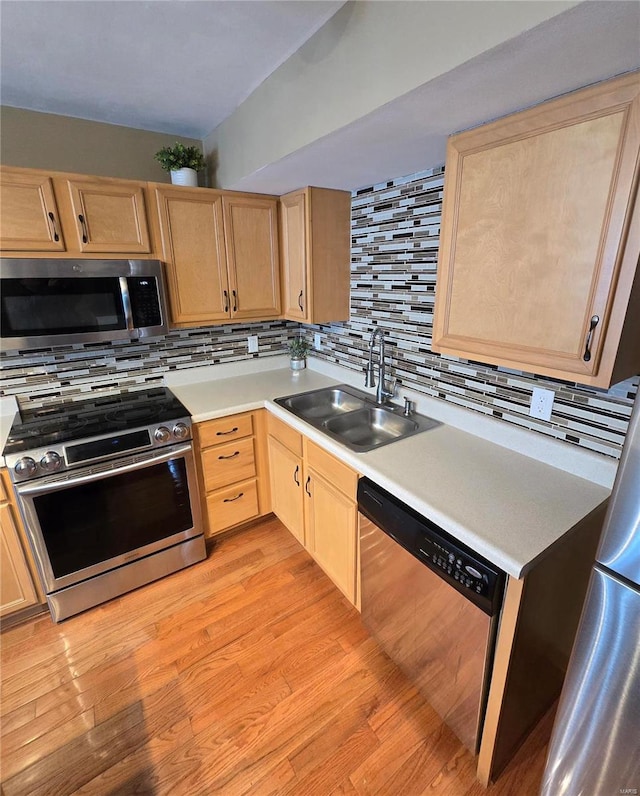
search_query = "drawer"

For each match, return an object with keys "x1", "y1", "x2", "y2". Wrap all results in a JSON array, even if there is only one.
[
  {"x1": 197, "y1": 413, "x2": 253, "y2": 448},
  {"x1": 206, "y1": 478, "x2": 259, "y2": 535},
  {"x1": 201, "y1": 437, "x2": 256, "y2": 491},
  {"x1": 306, "y1": 439, "x2": 358, "y2": 498},
  {"x1": 267, "y1": 413, "x2": 303, "y2": 456}
]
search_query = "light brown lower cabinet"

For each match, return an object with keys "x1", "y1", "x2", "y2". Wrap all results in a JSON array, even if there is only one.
[
  {"x1": 267, "y1": 414, "x2": 359, "y2": 607},
  {"x1": 0, "y1": 470, "x2": 43, "y2": 621},
  {"x1": 194, "y1": 410, "x2": 270, "y2": 538}
]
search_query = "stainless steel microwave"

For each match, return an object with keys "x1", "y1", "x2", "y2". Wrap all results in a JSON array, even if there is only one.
[{"x1": 0, "y1": 259, "x2": 169, "y2": 351}]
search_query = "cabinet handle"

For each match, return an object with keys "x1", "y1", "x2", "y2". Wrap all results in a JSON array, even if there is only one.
[
  {"x1": 232, "y1": 290, "x2": 238, "y2": 312},
  {"x1": 293, "y1": 465, "x2": 300, "y2": 486},
  {"x1": 47, "y1": 211, "x2": 60, "y2": 242},
  {"x1": 305, "y1": 475, "x2": 312, "y2": 497},
  {"x1": 216, "y1": 426, "x2": 239, "y2": 436},
  {"x1": 78, "y1": 214, "x2": 89, "y2": 244},
  {"x1": 223, "y1": 492, "x2": 244, "y2": 503},
  {"x1": 298, "y1": 290, "x2": 304, "y2": 312},
  {"x1": 583, "y1": 315, "x2": 600, "y2": 362},
  {"x1": 218, "y1": 451, "x2": 240, "y2": 460},
  {"x1": 223, "y1": 290, "x2": 229, "y2": 313}
]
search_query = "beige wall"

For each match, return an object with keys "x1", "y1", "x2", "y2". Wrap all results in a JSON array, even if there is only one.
[
  {"x1": 206, "y1": 0, "x2": 578, "y2": 188},
  {"x1": 0, "y1": 107, "x2": 203, "y2": 182}
]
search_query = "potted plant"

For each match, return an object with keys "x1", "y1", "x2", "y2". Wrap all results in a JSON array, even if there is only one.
[
  {"x1": 154, "y1": 142, "x2": 206, "y2": 187},
  {"x1": 288, "y1": 336, "x2": 312, "y2": 371}
]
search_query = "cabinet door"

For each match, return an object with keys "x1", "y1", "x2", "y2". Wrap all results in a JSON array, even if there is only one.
[
  {"x1": 433, "y1": 73, "x2": 640, "y2": 387},
  {"x1": 0, "y1": 167, "x2": 65, "y2": 251},
  {"x1": 223, "y1": 194, "x2": 281, "y2": 319},
  {"x1": 268, "y1": 436, "x2": 305, "y2": 545},
  {"x1": 280, "y1": 190, "x2": 308, "y2": 321},
  {"x1": 57, "y1": 177, "x2": 151, "y2": 253},
  {"x1": 154, "y1": 187, "x2": 230, "y2": 325},
  {"x1": 1, "y1": 502, "x2": 39, "y2": 617},
  {"x1": 306, "y1": 469, "x2": 357, "y2": 604}
]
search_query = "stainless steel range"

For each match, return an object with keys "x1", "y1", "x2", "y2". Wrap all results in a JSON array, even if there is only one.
[{"x1": 4, "y1": 387, "x2": 205, "y2": 622}]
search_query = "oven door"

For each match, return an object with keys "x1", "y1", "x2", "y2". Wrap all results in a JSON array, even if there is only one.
[{"x1": 15, "y1": 443, "x2": 203, "y2": 594}]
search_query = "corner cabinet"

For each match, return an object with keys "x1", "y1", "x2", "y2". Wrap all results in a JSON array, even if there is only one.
[
  {"x1": 432, "y1": 71, "x2": 640, "y2": 388},
  {"x1": 151, "y1": 186, "x2": 280, "y2": 327},
  {"x1": 0, "y1": 166, "x2": 152, "y2": 256},
  {"x1": 267, "y1": 414, "x2": 359, "y2": 607},
  {"x1": 280, "y1": 187, "x2": 352, "y2": 324}
]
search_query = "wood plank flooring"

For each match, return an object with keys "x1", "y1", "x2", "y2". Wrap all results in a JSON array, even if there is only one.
[{"x1": 1, "y1": 517, "x2": 552, "y2": 795}]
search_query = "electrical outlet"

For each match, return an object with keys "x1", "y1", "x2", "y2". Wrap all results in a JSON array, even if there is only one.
[
  {"x1": 247, "y1": 335, "x2": 258, "y2": 354},
  {"x1": 314, "y1": 333, "x2": 322, "y2": 351},
  {"x1": 529, "y1": 387, "x2": 554, "y2": 421}
]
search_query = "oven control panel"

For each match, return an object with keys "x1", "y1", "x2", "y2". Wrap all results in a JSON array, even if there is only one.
[{"x1": 7, "y1": 418, "x2": 192, "y2": 483}]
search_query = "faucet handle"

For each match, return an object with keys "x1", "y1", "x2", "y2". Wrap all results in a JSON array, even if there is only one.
[{"x1": 383, "y1": 378, "x2": 397, "y2": 400}]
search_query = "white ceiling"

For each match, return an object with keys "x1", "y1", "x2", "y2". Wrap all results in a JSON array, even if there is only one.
[
  {"x1": 0, "y1": 0, "x2": 638, "y2": 193},
  {"x1": 0, "y1": 0, "x2": 345, "y2": 139},
  {"x1": 230, "y1": 0, "x2": 640, "y2": 193}
]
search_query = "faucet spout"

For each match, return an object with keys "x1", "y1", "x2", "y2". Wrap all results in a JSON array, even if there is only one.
[{"x1": 365, "y1": 328, "x2": 395, "y2": 404}]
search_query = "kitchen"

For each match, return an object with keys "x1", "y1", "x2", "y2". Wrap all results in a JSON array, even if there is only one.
[{"x1": 1, "y1": 1, "x2": 639, "y2": 794}]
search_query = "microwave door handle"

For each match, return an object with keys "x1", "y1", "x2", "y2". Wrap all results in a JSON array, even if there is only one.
[
  {"x1": 16, "y1": 444, "x2": 193, "y2": 496},
  {"x1": 120, "y1": 277, "x2": 134, "y2": 331}
]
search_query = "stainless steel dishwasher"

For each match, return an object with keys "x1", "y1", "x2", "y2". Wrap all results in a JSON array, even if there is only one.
[{"x1": 358, "y1": 478, "x2": 505, "y2": 753}]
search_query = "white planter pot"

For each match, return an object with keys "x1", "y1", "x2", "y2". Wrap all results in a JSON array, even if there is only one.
[
  {"x1": 290, "y1": 357, "x2": 306, "y2": 371},
  {"x1": 170, "y1": 167, "x2": 198, "y2": 187}
]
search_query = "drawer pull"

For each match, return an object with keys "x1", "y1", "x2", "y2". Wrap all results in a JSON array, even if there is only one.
[
  {"x1": 298, "y1": 290, "x2": 304, "y2": 312},
  {"x1": 232, "y1": 289, "x2": 238, "y2": 312},
  {"x1": 216, "y1": 427, "x2": 239, "y2": 436},
  {"x1": 293, "y1": 464, "x2": 300, "y2": 486},
  {"x1": 223, "y1": 290, "x2": 229, "y2": 313},
  {"x1": 305, "y1": 476, "x2": 312, "y2": 497},
  {"x1": 218, "y1": 451, "x2": 240, "y2": 460},
  {"x1": 223, "y1": 492, "x2": 244, "y2": 503},
  {"x1": 583, "y1": 315, "x2": 600, "y2": 362}
]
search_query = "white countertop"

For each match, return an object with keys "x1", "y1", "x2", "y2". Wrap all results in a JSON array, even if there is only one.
[{"x1": 167, "y1": 358, "x2": 612, "y2": 580}]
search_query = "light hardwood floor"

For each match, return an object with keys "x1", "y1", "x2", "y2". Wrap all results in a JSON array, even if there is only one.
[{"x1": 1, "y1": 517, "x2": 552, "y2": 795}]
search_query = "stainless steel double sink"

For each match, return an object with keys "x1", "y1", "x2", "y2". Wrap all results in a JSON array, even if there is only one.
[{"x1": 274, "y1": 384, "x2": 439, "y2": 452}]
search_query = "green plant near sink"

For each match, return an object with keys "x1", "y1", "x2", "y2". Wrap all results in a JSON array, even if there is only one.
[{"x1": 287, "y1": 337, "x2": 312, "y2": 371}]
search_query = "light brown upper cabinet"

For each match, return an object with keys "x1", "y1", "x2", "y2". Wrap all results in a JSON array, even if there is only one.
[
  {"x1": 54, "y1": 176, "x2": 151, "y2": 254},
  {"x1": 152, "y1": 186, "x2": 230, "y2": 326},
  {"x1": 0, "y1": 167, "x2": 152, "y2": 256},
  {"x1": 222, "y1": 194, "x2": 280, "y2": 320},
  {"x1": 0, "y1": 167, "x2": 66, "y2": 251},
  {"x1": 152, "y1": 186, "x2": 281, "y2": 327},
  {"x1": 432, "y1": 71, "x2": 640, "y2": 388},
  {"x1": 280, "y1": 187, "x2": 351, "y2": 324}
]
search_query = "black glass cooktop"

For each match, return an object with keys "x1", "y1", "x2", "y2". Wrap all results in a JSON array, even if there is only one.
[{"x1": 4, "y1": 387, "x2": 190, "y2": 455}]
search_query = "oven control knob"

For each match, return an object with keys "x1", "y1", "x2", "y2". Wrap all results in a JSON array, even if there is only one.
[
  {"x1": 172, "y1": 422, "x2": 189, "y2": 440},
  {"x1": 15, "y1": 457, "x2": 37, "y2": 477},
  {"x1": 154, "y1": 426, "x2": 171, "y2": 443},
  {"x1": 40, "y1": 451, "x2": 62, "y2": 472}
]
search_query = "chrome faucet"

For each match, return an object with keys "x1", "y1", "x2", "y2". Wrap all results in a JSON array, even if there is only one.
[{"x1": 365, "y1": 327, "x2": 396, "y2": 404}]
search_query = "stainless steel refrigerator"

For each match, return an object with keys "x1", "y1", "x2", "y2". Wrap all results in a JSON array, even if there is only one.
[{"x1": 541, "y1": 394, "x2": 640, "y2": 796}]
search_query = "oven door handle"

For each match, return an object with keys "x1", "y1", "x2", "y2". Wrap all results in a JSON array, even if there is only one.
[{"x1": 16, "y1": 444, "x2": 194, "y2": 496}]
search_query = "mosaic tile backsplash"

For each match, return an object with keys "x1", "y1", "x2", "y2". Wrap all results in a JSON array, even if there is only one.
[{"x1": 1, "y1": 164, "x2": 636, "y2": 458}]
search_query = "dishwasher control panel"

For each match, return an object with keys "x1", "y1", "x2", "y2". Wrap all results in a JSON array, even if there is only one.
[
  {"x1": 416, "y1": 535, "x2": 497, "y2": 603},
  {"x1": 357, "y1": 477, "x2": 505, "y2": 616}
]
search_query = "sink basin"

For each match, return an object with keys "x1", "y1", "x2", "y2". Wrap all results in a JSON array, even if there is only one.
[
  {"x1": 275, "y1": 384, "x2": 439, "y2": 452},
  {"x1": 279, "y1": 387, "x2": 366, "y2": 420},
  {"x1": 324, "y1": 407, "x2": 419, "y2": 451}
]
